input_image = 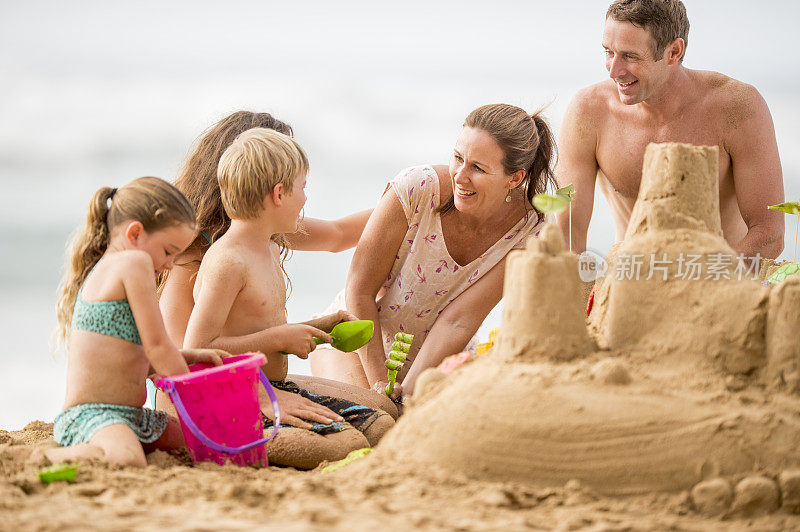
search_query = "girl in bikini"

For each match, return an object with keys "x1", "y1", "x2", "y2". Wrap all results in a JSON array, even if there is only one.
[{"x1": 48, "y1": 177, "x2": 227, "y2": 467}]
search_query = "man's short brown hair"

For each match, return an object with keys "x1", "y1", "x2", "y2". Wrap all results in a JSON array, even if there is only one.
[{"x1": 607, "y1": 0, "x2": 689, "y2": 62}]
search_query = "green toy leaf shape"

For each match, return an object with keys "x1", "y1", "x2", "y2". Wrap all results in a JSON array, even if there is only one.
[
  {"x1": 556, "y1": 184, "x2": 575, "y2": 202},
  {"x1": 767, "y1": 262, "x2": 800, "y2": 284},
  {"x1": 768, "y1": 201, "x2": 800, "y2": 215},
  {"x1": 533, "y1": 193, "x2": 568, "y2": 214}
]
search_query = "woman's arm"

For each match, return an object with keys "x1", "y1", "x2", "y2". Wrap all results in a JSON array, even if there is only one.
[
  {"x1": 158, "y1": 258, "x2": 200, "y2": 347},
  {"x1": 400, "y1": 256, "x2": 507, "y2": 395},
  {"x1": 346, "y1": 191, "x2": 408, "y2": 388},
  {"x1": 285, "y1": 210, "x2": 372, "y2": 252}
]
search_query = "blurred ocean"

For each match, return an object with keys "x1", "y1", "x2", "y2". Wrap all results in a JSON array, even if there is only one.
[{"x1": 1, "y1": 0, "x2": 798, "y2": 429}]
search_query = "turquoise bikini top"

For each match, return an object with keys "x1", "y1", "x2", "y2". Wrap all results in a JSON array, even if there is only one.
[{"x1": 71, "y1": 281, "x2": 142, "y2": 345}]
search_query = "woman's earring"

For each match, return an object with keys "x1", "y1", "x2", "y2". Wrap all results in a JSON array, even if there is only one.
[{"x1": 505, "y1": 189, "x2": 512, "y2": 203}]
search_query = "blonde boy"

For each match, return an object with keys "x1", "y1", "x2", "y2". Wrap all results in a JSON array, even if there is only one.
[{"x1": 183, "y1": 128, "x2": 393, "y2": 468}]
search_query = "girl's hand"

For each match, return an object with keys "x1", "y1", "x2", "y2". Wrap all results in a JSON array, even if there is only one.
[
  {"x1": 262, "y1": 388, "x2": 344, "y2": 430},
  {"x1": 372, "y1": 380, "x2": 402, "y2": 400},
  {"x1": 275, "y1": 324, "x2": 333, "y2": 359},
  {"x1": 179, "y1": 348, "x2": 228, "y2": 367}
]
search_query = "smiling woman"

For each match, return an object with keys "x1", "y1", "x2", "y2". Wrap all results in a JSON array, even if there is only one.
[{"x1": 310, "y1": 103, "x2": 556, "y2": 397}]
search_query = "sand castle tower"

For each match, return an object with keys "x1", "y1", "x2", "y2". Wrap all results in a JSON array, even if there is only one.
[
  {"x1": 495, "y1": 223, "x2": 594, "y2": 362},
  {"x1": 589, "y1": 143, "x2": 769, "y2": 377}
]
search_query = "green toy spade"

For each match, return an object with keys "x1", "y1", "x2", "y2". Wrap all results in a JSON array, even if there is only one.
[{"x1": 313, "y1": 320, "x2": 374, "y2": 352}]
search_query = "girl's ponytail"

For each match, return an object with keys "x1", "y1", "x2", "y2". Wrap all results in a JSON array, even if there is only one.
[
  {"x1": 54, "y1": 177, "x2": 195, "y2": 350},
  {"x1": 54, "y1": 186, "x2": 116, "y2": 349}
]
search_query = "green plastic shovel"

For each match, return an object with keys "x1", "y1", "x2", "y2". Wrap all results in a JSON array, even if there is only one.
[{"x1": 313, "y1": 320, "x2": 374, "y2": 352}]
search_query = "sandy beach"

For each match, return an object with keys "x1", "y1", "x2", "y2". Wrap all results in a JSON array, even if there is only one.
[
  {"x1": 5, "y1": 404, "x2": 800, "y2": 532},
  {"x1": 2, "y1": 420, "x2": 798, "y2": 531}
]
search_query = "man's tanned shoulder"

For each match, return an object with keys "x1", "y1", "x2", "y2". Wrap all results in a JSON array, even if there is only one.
[
  {"x1": 565, "y1": 81, "x2": 620, "y2": 136},
  {"x1": 694, "y1": 70, "x2": 763, "y2": 128}
]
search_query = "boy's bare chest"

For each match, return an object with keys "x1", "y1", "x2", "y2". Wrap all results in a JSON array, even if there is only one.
[{"x1": 229, "y1": 254, "x2": 287, "y2": 329}]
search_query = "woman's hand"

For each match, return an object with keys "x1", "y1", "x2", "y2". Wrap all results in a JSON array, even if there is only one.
[
  {"x1": 274, "y1": 323, "x2": 333, "y2": 359},
  {"x1": 261, "y1": 388, "x2": 344, "y2": 430},
  {"x1": 372, "y1": 380, "x2": 402, "y2": 400},
  {"x1": 179, "y1": 348, "x2": 228, "y2": 366}
]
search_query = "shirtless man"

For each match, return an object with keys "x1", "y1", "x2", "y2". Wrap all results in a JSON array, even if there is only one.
[
  {"x1": 556, "y1": 0, "x2": 784, "y2": 259},
  {"x1": 182, "y1": 128, "x2": 394, "y2": 468}
]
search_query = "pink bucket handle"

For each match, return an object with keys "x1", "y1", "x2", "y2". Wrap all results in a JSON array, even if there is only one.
[{"x1": 159, "y1": 369, "x2": 281, "y2": 455}]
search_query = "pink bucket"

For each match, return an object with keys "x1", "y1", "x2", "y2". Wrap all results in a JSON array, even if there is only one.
[{"x1": 156, "y1": 353, "x2": 280, "y2": 467}]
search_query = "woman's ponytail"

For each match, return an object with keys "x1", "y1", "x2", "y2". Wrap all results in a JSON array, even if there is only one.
[{"x1": 526, "y1": 112, "x2": 557, "y2": 224}]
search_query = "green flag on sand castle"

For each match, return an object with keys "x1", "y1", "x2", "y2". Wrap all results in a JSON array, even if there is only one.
[
  {"x1": 533, "y1": 184, "x2": 575, "y2": 251},
  {"x1": 767, "y1": 200, "x2": 800, "y2": 284}
]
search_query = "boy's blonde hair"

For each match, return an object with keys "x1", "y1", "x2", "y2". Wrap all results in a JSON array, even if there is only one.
[{"x1": 217, "y1": 128, "x2": 309, "y2": 220}]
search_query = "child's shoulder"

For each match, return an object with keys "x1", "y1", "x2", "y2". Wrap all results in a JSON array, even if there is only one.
[
  {"x1": 199, "y1": 240, "x2": 248, "y2": 277},
  {"x1": 114, "y1": 249, "x2": 155, "y2": 275},
  {"x1": 93, "y1": 250, "x2": 155, "y2": 291}
]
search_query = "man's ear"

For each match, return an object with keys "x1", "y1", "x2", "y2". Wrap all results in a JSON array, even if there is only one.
[
  {"x1": 666, "y1": 37, "x2": 685, "y2": 65},
  {"x1": 269, "y1": 183, "x2": 286, "y2": 207},
  {"x1": 124, "y1": 221, "x2": 145, "y2": 246}
]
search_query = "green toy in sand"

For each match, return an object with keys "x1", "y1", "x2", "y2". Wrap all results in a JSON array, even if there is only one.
[
  {"x1": 38, "y1": 464, "x2": 77, "y2": 484},
  {"x1": 767, "y1": 201, "x2": 800, "y2": 284}
]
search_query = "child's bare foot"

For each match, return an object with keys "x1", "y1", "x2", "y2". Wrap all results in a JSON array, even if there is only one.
[
  {"x1": 27, "y1": 441, "x2": 59, "y2": 466},
  {"x1": 35, "y1": 443, "x2": 104, "y2": 466}
]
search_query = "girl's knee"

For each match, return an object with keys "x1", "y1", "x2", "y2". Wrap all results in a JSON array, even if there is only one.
[
  {"x1": 361, "y1": 413, "x2": 395, "y2": 447},
  {"x1": 103, "y1": 446, "x2": 147, "y2": 468},
  {"x1": 144, "y1": 417, "x2": 185, "y2": 453}
]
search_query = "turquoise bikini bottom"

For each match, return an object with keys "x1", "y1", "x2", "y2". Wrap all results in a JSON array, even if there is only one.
[{"x1": 54, "y1": 403, "x2": 169, "y2": 446}]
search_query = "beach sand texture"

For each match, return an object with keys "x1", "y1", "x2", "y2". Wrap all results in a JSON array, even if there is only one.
[{"x1": 3, "y1": 143, "x2": 800, "y2": 530}]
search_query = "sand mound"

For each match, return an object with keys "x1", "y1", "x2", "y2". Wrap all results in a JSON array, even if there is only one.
[{"x1": 377, "y1": 143, "x2": 800, "y2": 509}]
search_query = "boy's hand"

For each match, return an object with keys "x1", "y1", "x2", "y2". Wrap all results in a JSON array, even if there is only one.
[
  {"x1": 275, "y1": 324, "x2": 333, "y2": 359},
  {"x1": 261, "y1": 389, "x2": 344, "y2": 430},
  {"x1": 372, "y1": 380, "x2": 402, "y2": 400},
  {"x1": 310, "y1": 309, "x2": 359, "y2": 333},
  {"x1": 180, "y1": 348, "x2": 228, "y2": 367}
]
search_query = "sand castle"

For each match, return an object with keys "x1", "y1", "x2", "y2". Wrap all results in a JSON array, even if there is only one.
[{"x1": 379, "y1": 143, "x2": 800, "y2": 516}]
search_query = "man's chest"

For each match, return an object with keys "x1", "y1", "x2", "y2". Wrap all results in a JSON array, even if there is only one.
[{"x1": 596, "y1": 113, "x2": 731, "y2": 199}]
